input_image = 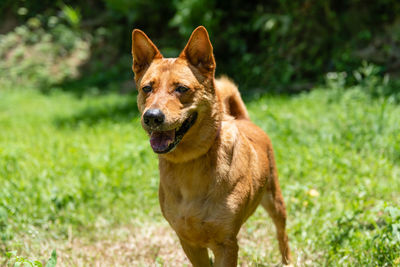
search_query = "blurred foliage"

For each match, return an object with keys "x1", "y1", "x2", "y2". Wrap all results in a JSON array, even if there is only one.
[
  {"x1": 61, "y1": 4, "x2": 81, "y2": 29},
  {"x1": 1, "y1": 0, "x2": 400, "y2": 92},
  {"x1": 5, "y1": 249, "x2": 57, "y2": 267},
  {"x1": 0, "y1": 13, "x2": 89, "y2": 90}
]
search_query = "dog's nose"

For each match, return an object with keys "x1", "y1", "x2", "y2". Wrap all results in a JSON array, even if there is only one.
[{"x1": 143, "y1": 109, "x2": 165, "y2": 127}]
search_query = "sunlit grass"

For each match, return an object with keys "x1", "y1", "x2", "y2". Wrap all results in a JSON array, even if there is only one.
[{"x1": 1, "y1": 84, "x2": 399, "y2": 265}]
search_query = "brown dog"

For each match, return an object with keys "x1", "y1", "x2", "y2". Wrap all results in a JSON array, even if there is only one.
[{"x1": 131, "y1": 26, "x2": 291, "y2": 266}]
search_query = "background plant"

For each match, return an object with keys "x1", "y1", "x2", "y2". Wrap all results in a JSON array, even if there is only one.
[{"x1": 1, "y1": 0, "x2": 400, "y2": 92}]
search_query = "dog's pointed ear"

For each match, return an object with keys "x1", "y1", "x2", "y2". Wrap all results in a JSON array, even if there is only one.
[
  {"x1": 179, "y1": 26, "x2": 215, "y2": 74},
  {"x1": 132, "y1": 29, "x2": 163, "y2": 74}
]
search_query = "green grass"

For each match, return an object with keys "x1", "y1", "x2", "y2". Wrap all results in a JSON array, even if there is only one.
[{"x1": 0, "y1": 83, "x2": 399, "y2": 266}]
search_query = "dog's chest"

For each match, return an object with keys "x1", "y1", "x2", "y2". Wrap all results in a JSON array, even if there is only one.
[
  {"x1": 164, "y1": 195, "x2": 223, "y2": 246},
  {"x1": 159, "y1": 159, "x2": 230, "y2": 246}
]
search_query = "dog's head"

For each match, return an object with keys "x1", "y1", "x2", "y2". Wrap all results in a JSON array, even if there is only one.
[{"x1": 132, "y1": 26, "x2": 218, "y2": 155}]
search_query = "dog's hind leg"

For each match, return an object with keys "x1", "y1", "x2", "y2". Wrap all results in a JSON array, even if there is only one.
[
  {"x1": 261, "y1": 148, "x2": 291, "y2": 264},
  {"x1": 179, "y1": 238, "x2": 211, "y2": 267},
  {"x1": 261, "y1": 190, "x2": 291, "y2": 264}
]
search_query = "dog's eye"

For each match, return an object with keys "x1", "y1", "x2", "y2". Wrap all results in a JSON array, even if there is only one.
[
  {"x1": 175, "y1": 86, "x2": 189, "y2": 93},
  {"x1": 142, "y1": 85, "x2": 152, "y2": 93}
]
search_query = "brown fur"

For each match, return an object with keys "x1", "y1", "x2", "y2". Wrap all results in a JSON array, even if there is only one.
[{"x1": 132, "y1": 26, "x2": 291, "y2": 266}]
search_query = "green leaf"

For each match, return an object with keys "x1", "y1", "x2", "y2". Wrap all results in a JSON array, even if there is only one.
[
  {"x1": 6, "y1": 250, "x2": 17, "y2": 258},
  {"x1": 45, "y1": 250, "x2": 57, "y2": 267},
  {"x1": 61, "y1": 5, "x2": 81, "y2": 28}
]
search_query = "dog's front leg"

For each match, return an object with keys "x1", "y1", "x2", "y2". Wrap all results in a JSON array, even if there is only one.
[
  {"x1": 179, "y1": 238, "x2": 211, "y2": 267},
  {"x1": 211, "y1": 238, "x2": 239, "y2": 267}
]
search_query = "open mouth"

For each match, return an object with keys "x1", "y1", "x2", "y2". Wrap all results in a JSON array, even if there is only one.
[{"x1": 149, "y1": 112, "x2": 198, "y2": 154}]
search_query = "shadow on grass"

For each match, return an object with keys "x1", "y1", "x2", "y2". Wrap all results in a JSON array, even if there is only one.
[
  {"x1": 53, "y1": 95, "x2": 140, "y2": 128},
  {"x1": 49, "y1": 55, "x2": 141, "y2": 127},
  {"x1": 54, "y1": 70, "x2": 135, "y2": 97},
  {"x1": 47, "y1": 55, "x2": 135, "y2": 98}
]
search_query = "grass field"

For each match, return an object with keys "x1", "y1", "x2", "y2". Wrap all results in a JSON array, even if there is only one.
[{"x1": 0, "y1": 80, "x2": 399, "y2": 266}]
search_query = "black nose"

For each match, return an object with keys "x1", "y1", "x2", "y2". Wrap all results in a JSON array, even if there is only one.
[{"x1": 143, "y1": 109, "x2": 165, "y2": 127}]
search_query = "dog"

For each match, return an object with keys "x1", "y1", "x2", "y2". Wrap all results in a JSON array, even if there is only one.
[{"x1": 131, "y1": 26, "x2": 291, "y2": 266}]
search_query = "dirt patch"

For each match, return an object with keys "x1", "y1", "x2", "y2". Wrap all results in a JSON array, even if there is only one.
[{"x1": 2, "y1": 219, "x2": 290, "y2": 266}]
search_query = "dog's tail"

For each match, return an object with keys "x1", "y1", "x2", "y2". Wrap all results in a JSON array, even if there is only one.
[{"x1": 215, "y1": 76, "x2": 250, "y2": 120}]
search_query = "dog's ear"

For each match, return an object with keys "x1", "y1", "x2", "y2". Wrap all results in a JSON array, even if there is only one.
[
  {"x1": 179, "y1": 26, "x2": 215, "y2": 74},
  {"x1": 132, "y1": 29, "x2": 163, "y2": 74}
]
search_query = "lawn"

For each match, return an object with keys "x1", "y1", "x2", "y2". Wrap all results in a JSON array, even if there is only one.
[{"x1": 0, "y1": 81, "x2": 399, "y2": 266}]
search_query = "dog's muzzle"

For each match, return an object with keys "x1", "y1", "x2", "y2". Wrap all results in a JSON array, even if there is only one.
[{"x1": 148, "y1": 112, "x2": 198, "y2": 154}]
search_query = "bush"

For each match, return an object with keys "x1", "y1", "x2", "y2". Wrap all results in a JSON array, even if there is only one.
[
  {"x1": 2, "y1": 1, "x2": 400, "y2": 92},
  {"x1": 170, "y1": 0, "x2": 400, "y2": 91},
  {"x1": 0, "y1": 12, "x2": 89, "y2": 89},
  {"x1": 324, "y1": 62, "x2": 400, "y2": 103}
]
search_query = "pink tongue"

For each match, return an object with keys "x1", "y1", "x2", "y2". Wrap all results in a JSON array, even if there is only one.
[{"x1": 150, "y1": 130, "x2": 175, "y2": 152}]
